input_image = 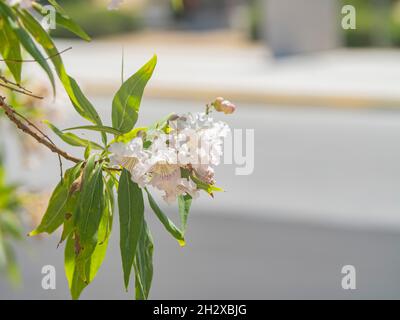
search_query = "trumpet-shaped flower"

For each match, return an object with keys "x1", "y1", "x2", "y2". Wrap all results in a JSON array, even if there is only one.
[
  {"x1": 109, "y1": 138, "x2": 150, "y2": 187},
  {"x1": 109, "y1": 109, "x2": 232, "y2": 203}
]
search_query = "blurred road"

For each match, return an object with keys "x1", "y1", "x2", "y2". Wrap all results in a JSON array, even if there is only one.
[
  {"x1": 49, "y1": 36, "x2": 400, "y2": 108},
  {"x1": 2, "y1": 98, "x2": 400, "y2": 298}
]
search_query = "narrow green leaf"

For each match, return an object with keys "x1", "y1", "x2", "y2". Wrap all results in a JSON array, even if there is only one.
[
  {"x1": 118, "y1": 169, "x2": 144, "y2": 289},
  {"x1": 145, "y1": 188, "x2": 185, "y2": 246},
  {"x1": 34, "y1": 1, "x2": 91, "y2": 41},
  {"x1": 112, "y1": 55, "x2": 157, "y2": 133},
  {"x1": 84, "y1": 144, "x2": 91, "y2": 160},
  {"x1": 58, "y1": 173, "x2": 82, "y2": 246},
  {"x1": 190, "y1": 173, "x2": 223, "y2": 194},
  {"x1": 67, "y1": 77, "x2": 105, "y2": 134},
  {"x1": 113, "y1": 127, "x2": 147, "y2": 143},
  {"x1": 29, "y1": 163, "x2": 83, "y2": 236},
  {"x1": 88, "y1": 206, "x2": 111, "y2": 280},
  {"x1": 0, "y1": 2, "x2": 55, "y2": 92},
  {"x1": 0, "y1": 17, "x2": 22, "y2": 83},
  {"x1": 44, "y1": 120, "x2": 103, "y2": 150},
  {"x1": 17, "y1": 10, "x2": 106, "y2": 145},
  {"x1": 75, "y1": 162, "x2": 104, "y2": 248},
  {"x1": 134, "y1": 220, "x2": 153, "y2": 300},
  {"x1": 59, "y1": 211, "x2": 74, "y2": 246},
  {"x1": 178, "y1": 194, "x2": 192, "y2": 234},
  {"x1": 148, "y1": 113, "x2": 175, "y2": 131},
  {"x1": 64, "y1": 187, "x2": 112, "y2": 300},
  {"x1": 64, "y1": 125, "x2": 123, "y2": 136},
  {"x1": 64, "y1": 234, "x2": 85, "y2": 300},
  {"x1": 71, "y1": 160, "x2": 105, "y2": 286}
]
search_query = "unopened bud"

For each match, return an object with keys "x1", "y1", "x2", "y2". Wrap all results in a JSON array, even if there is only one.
[{"x1": 212, "y1": 97, "x2": 236, "y2": 114}]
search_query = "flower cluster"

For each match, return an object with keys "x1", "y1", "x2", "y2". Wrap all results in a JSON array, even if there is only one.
[{"x1": 109, "y1": 99, "x2": 235, "y2": 203}]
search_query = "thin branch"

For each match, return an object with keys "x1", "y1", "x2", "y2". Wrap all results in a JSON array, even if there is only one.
[
  {"x1": 0, "y1": 82, "x2": 43, "y2": 99},
  {"x1": 0, "y1": 75, "x2": 33, "y2": 93},
  {"x1": 0, "y1": 95, "x2": 82, "y2": 164},
  {"x1": 0, "y1": 96, "x2": 121, "y2": 172},
  {"x1": 0, "y1": 47, "x2": 72, "y2": 63},
  {"x1": 12, "y1": 108, "x2": 64, "y2": 179}
]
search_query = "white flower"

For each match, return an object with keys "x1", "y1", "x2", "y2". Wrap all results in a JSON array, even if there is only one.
[
  {"x1": 109, "y1": 138, "x2": 150, "y2": 187},
  {"x1": 192, "y1": 164, "x2": 215, "y2": 185},
  {"x1": 168, "y1": 178, "x2": 198, "y2": 204},
  {"x1": 146, "y1": 134, "x2": 183, "y2": 202},
  {"x1": 108, "y1": 110, "x2": 231, "y2": 203},
  {"x1": 169, "y1": 112, "x2": 230, "y2": 175}
]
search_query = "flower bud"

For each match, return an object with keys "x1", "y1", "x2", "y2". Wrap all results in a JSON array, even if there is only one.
[{"x1": 212, "y1": 97, "x2": 236, "y2": 114}]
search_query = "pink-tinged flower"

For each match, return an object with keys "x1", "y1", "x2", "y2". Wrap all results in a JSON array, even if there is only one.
[
  {"x1": 213, "y1": 97, "x2": 236, "y2": 114},
  {"x1": 109, "y1": 138, "x2": 150, "y2": 187},
  {"x1": 109, "y1": 109, "x2": 230, "y2": 203}
]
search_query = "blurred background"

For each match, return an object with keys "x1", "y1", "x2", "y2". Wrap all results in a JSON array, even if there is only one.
[{"x1": 2, "y1": 0, "x2": 400, "y2": 299}]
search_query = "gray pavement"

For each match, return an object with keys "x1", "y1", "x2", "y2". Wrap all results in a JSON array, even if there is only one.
[{"x1": 2, "y1": 98, "x2": 400, "y2": 298}]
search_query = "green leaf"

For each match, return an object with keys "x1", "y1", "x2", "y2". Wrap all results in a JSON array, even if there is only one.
[
  {"x1": 44, "y1": 120, "x2": 103, "y2": 150},
  {"x1": 67, "y1": 77, "x2": 105, "y2": 134},
  {"x1": 75, "y1": 162, "x2": 104, "y2": 249},
  {"x1": 112, "y1": 55, "x2": 157, "y2": 133},
  {"x1": 29, "y1": 163, "x2": 83, "y2": 236},
  {"x1": 148, "y1": 113, "x2": 175, "y2": 131},
  {"x1": 72, "y1": 160, "x2": 105, "y2": 286},
  {"x1": 0, "y1": 2, "x2": 55, "y2": 93},
  {"x1": 190, "y1": 173, "x2": 223, "y2": 194},
  {"x1": 118, "y1": 169, "x2": 144, "y2": 290},
  {"x1": 64, "y1": 185, "x2": 113, "y2": 300},
  {"x1": 145, "y1": 188, "x2": 185, "y2": 246},
  {"x1": 178, "y1": 194, "x2": 192, "y2": 234},
  {"x1": 113, "y1": 127, "x2": 147, "y2": 143},
  {"x1": 54, "y1": 10, "x2": 91, "y2": 41},
  {"x1": 134, "y1": 220, "x2": 153, "y2": 300},
  {"x1": 59, "y1": 210, "x2": 74, "y2": 246},
  {"x1": 64, "y1": 234, "x2": 85, "y2": 300},
  {"x1": 17, "y1": 10, "x2": 106, "y2": 145},
  {"x1": 33, "y1": 1, "x2": 91, "y2": 41},
  {"x1": 64, "y1": 125, "x2": 123, "y2": 136},
  {"x1": 84, "y1": 144, "x2": 91, "y2": 160},
  {"x1": 46, "y1": 0, "x2": 67, "y2": 14},
  {"x1": 0, "y1": 17, "x2": 22, "y2": 83}
]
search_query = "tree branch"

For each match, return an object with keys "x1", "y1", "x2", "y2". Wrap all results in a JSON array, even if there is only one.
[
  {"x1": 0, "y1": 95, "x2": 82, "y2": 164},
  {"x1": 0, "y1": 95, "x2": 121, "y2": 173},
  {"x1": 0, "y1": 47, "x2": 72, "y2": 63},
  {"x1": 0, "y1": 80, "x2": 44, "y2": 99}
]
